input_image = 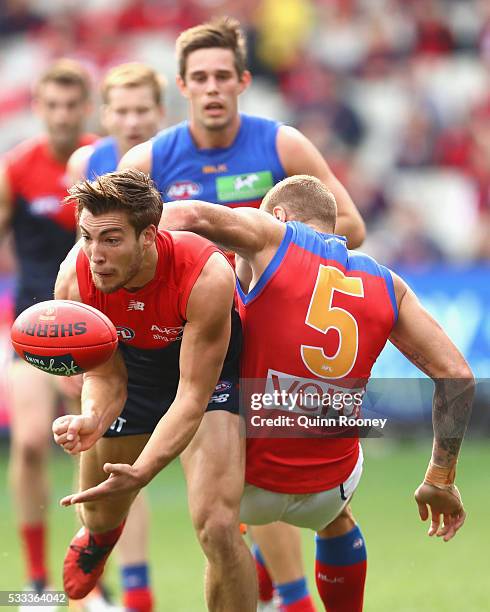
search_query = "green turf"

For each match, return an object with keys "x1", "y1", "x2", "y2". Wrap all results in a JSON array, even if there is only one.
[{"x1": 0, "y1": 438, "x2": 488, "y2": 611}]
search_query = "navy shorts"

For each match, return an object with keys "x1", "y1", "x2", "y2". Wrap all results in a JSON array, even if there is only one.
[{"x1": 104, "y1": 309, "x2": 242, "y2": 437}]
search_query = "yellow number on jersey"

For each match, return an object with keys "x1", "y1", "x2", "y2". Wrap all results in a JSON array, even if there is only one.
[{"x1": 301, "y1": 265, "x2": 364, "y2": 379}]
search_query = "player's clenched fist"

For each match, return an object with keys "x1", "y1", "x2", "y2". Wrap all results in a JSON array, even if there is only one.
[
  {"x1": 414, "y1": 482, "x2": 466, "y2": 542},
  {"x1": 52, "y1": 413, "x2": 100, "y2": 454}
]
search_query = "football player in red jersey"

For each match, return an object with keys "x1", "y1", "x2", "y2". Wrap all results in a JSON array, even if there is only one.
[
  {"x1": 0, "y1": 60, "x2": 98, "y2": 609},
  {"x1": 52, "y1": 169, "x2": 257, "y2": 611},
  {"x1": 155, "y1": 175, "x2": 474, "y2": 612},
  {"x1": 67, "y1": 62, "x2": 166, "y2": 612}
]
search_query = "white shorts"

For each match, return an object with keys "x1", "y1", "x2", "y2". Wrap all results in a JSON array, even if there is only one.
[{"x1": 240, "y1": 445, "x2": 363, "y2": 532}]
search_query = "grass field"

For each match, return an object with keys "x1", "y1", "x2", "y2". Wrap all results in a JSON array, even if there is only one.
[{"x1": 0, "y1": 437, "x2": 488, "y2": 611}]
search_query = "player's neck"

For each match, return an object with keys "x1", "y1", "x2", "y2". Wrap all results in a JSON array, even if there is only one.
[
  {"x1": 123, "y1": 244, "x2": 158, "y2": 292},
  {"x1": 47, "y1": 138, "x2": 80, "y2": 164},
  {"x1": 189, "y1": 114, "x2": 241, "y2": 149}
]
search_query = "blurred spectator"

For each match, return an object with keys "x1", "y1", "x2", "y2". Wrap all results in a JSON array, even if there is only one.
[
  {"x1": 411, "y1": 0, "x2": 454, "y2": 57},
  {"x1": 396, "y1": 102, "x2": 439, "y2": 168},
  {"x1": 1, "y1": 0, "x2": 489, "y2": 265},
  {"x1": 0, "y1": 0, "x2": 44, "y2": 37}
]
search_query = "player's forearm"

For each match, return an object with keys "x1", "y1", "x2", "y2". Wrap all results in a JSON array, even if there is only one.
[
  {"x1": 335, "y1": 211, "x2": 365, "y2": 249},
  {"x1": 161, "y1": 201, "x2": 237, "y2": 247},
  {"x1": 428, "y1": 376, "x2": 474, "y2": 474},
  {"x1": 133, "y1": 394, "x2": 205, "y2": 481},
  {"x1": 81, "y1": 374, "x2": 127, "y2": 436}
]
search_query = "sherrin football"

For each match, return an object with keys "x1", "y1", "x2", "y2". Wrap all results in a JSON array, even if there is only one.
[{"x1": 11, "y1": 300, "x2": 118, "y2": 376}]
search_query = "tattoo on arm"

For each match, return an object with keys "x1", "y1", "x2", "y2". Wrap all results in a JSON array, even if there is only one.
[{"x1": 431, "y1": 379, "x2": 474, "y2": 467}]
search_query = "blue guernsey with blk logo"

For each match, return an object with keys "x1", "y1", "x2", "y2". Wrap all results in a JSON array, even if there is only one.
[
  {"x1": 86, "y1": 137, "x2": 119, "y2": 178},
  {"x1": 151, "y1": 114, "x2": 287, "y2": 207}
]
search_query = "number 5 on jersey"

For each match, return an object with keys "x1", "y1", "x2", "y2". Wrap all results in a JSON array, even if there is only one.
[{"x1": 301, "y1": 266, "x2": 364, "y2": 379}]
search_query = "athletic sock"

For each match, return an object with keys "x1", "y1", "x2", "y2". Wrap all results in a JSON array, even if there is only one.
[
  {"x1": 276, "y1": 577, "x2": 316, "y2": 612},
  {"x1": 252, "y1": 544, "x2": 274, "y2": 603},
  {"x1": 20, "y1": 523, "x2": 47, "y2": 585},
  {"x1": 121, "y1": 563, "x2": 153, "y2": 612},
  {"x1": 315, "y1": 525, "x2": 367, "y2": 612}
]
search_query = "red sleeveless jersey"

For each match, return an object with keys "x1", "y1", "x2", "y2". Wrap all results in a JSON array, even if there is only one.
[
  {"x1": 237, "y1": 222, "x2": 398, "y2": 494},
  {"x1": 76, "y1": 230, "x2": 218, "y2": 350},
  {"x1": 3, "y1": 134, "x2": 96, "y2": 315}
]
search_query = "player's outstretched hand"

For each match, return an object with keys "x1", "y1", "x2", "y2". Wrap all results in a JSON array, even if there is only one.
[
  {"x1": 60, "y1": 462, "x2": 148, "y2": 507},
  {"x1": 52, "y1": 413, "x2": 99, "y2": 455},
  {"x1": 414, "y1": 482, "x2": 466, "y2": 542}
]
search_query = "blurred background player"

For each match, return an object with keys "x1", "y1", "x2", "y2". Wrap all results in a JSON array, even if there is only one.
[
  {"x1": 67, "y1": 62, "x2": 166, "y2": 612},
  {"x1": 118, "y1": 16, "x2": 365, "y2": 611},
  {"x1": 159, "y1": 176, "x2": 474, "y2": 611},
  {"x1": 0, "y1": 59, "x2": 97, "y2": 610}
]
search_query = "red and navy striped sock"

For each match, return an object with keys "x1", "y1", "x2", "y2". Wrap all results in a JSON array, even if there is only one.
[
  {"x1": 315, "y1": 525, "x2": 367, "y2": 612},
  {"x1": 252, "y1": 544, "x2": 275, "y2": 603},
  {"x1": 276, "y1": 577, "x2": 316, "y2": 611},
  {"x1": 121, "y1": 564, "x2": 153, "y2": 612}
]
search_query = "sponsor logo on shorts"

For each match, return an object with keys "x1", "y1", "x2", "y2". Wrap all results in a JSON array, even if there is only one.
[
  {"x1": 216, "y1": 171, "x2": 273, "y2": 202},
  {"x1": 215, "y1": 380, "x2": 233, "y2": 393},
  {"x1": 166, "y1": 181, "x2": 202, "y2": 200},
  {"x1": 116, "y1": 326, "x2": 135, "y2": 341},
  {"x1": 18, "y1": 322, "x2": 87, "y2": 338},
  {"x1": 109, "y1": 416, "x2": 126, "y2": 433},
  {"x1": 150, "y1": 324, "x2": 184, "y2": 342},
  {"x1": 23, "y1": 351, "x2": 82, "y2": 376}
]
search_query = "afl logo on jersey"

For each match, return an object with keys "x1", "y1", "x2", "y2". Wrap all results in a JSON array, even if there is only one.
[
  {"x1": 166, "y1": 181, "x2": 202, "y2": 200},
  {"x1": 116, "y1": 326, "x2": 135, "y2": 341}
]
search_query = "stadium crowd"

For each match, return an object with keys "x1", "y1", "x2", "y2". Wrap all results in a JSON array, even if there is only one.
[{"x1": 1, "y1": 0, "x2": 490, "y2": 268}]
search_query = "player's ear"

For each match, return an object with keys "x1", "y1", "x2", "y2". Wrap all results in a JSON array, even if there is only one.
[
  {"x1": 272, "y1": 206, "x2": 287, "y2": 223},
  {"x1": 141, "y1": 224, "x2": 157, "y2": 248},
  {"x1": 238, "y1": 70, "x2": 252, "y2": 93},
  {"x1": 176, "y1": 74, "x2": 189, "y2": 98}
]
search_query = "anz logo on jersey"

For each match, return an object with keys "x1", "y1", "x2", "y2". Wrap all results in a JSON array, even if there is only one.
[{"x1": 151, "y1": 324, "x2": 184, "y2": 342}]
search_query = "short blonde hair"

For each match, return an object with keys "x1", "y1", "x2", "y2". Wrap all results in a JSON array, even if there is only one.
[
  {"x1": 176, "y1": 16, "x2": 247, "y2": 80},
  {"x1": 36, "y1": 59, "x2": 91, "y2": 100},
  {"x1": 101, "y1": 63, "x2": 165, "y2": 105},
  {"x1": 261, "y1": 175, "x2": 337, "y2": 230}
]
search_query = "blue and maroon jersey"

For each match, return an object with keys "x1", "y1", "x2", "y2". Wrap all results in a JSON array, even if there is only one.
[
  {"x1": 86, "y1": 136, "x2": 119, "y2": 179},
  {"x1": 3, "y1": 134, "x2": 96, "y2": 316},
  {"x1": 76, "y1": 230, "x2": 218, "y2": 388},
  {"x1": 237, "y1": 221, "x2": 398, "y2": 494},
  {"x1": 151, "y1": 114, "x2": 287, "y2": 208}
]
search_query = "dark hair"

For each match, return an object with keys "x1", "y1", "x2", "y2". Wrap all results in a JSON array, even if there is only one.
[
  {"x1": 261, "y1": 175, "x2": 337, "y2": 230},
  {"x1": 176, "y1": 16, "x2": 247, "y2": 80},
  {"x1": 67, "y1": 169, "x2": 163, "y2": 236},
  {"x1": 36, "y1": 59, "x2": 91, "y2": 100}
]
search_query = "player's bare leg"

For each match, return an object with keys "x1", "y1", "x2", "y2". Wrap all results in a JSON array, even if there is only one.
[
  {"x1": 250, "y1": 523, "x2": 305, "y2": 584},
  {"x1": 8, "y1": 361, "x2": 58, "y2": 587},
  {"x1": 64, "y1": 434, "x2": 149, "y2": 600},
  {"x1": 315, "y1": 505, "x2": 367, "y2": 612},
  {"x1": 250, "y1": 523, "x2": 315, "y2": 611},
  {"x1": 181, "y1": 411, "x2": 257, "y2": 612},
  {"x1": 115, "y1": 491, "x2": 154, "y2": 611}
]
